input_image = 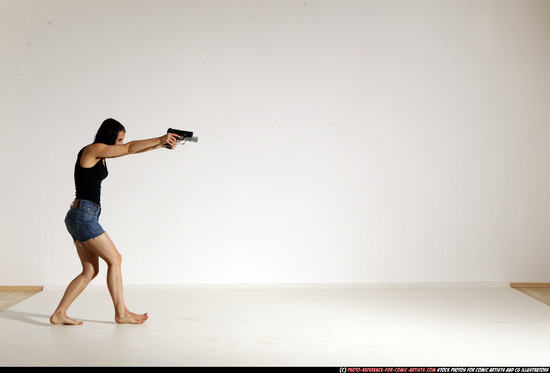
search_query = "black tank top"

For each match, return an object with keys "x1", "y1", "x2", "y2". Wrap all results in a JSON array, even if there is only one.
[{"x1": 74, "y1": 146, "x2": 108, "y2": 206}]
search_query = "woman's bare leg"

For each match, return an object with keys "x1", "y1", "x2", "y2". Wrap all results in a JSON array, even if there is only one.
[
  {"x1": 50, "y1": 241, "x2": 99, "y2": 325},
  {"x1": 80, "y1": 232, "x2": 148, "y2": 324}
]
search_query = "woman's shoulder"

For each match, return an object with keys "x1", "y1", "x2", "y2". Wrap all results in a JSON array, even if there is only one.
[
  {"x1": 77, "y1": 145, "x2": 92, "y2": 157},
  {"x1": 78, "y1": 145, "x2": 103, "y2": 168}
]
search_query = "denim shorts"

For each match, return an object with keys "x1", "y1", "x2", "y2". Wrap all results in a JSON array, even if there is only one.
[{"x1": 64, "y1": 200, "x2": 105, "y2": 242}]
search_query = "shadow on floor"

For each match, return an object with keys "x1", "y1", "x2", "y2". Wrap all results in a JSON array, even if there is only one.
[{"x1": 0, "y1": 309, "x2": 115, "y2": 326}]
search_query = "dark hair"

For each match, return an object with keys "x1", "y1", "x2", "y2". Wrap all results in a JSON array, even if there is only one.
[{"x1": 93, "y1": 118, "x2": 126, "y2": 145}]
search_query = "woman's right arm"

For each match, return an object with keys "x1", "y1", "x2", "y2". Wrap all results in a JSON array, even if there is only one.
[{"x1": 83, "y1": 133, "x2": 179, "y2": 160}]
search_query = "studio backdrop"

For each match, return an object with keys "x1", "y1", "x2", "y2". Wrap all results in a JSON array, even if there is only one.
[{"x1": 1, "y1": 0, "x2": 550, "y2": 285}]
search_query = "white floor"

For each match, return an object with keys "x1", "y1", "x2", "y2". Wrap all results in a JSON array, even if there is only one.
[{"x1": 1, "y1": 283, "x2": 550, "y2": 367}]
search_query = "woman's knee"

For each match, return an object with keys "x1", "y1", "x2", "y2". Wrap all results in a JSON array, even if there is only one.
[
  {"x1": 82, "y1": 263, "x2": 100, "y2": 281},
  {"x1": 108, "y1": 251, "x2": 122, "y2": 268},
  {"x1": 92, "y1": 263, "x2": 100, "y2": 278}
]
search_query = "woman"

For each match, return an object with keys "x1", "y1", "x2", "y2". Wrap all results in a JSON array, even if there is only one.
[{"x1": 50, "y1": 118, "x2": 180, "y2": 325}]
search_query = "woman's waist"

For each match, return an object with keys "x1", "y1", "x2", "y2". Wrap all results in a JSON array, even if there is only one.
[{"x1": 70, "y1": 198, "x2": 101, "y2": 211}]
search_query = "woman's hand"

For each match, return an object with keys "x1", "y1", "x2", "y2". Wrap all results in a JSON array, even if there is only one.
[{"x1": 161, "y1": 133, "x2": 180, "y2": 149}]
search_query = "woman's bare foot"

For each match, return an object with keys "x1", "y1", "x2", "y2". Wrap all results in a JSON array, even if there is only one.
[
  {"x1": 115, "y1": 310, "x2": 148, "y2": 324},
  {"x1": 50, "y1": 312, "x2": 83, "y2": 325}
]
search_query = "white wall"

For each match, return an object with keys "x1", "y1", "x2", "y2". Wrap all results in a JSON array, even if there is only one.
[{"x1": 2, "y1": 0, "x2": 550, "y2": 285}]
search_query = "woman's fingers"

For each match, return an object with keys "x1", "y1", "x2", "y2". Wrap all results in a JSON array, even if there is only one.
[
  {"x1": 163, "y1": 133, "x2": 180, "y2": 149},
  {"x1": 169, "y1": 133, "x2": 179, "y2": 148}
]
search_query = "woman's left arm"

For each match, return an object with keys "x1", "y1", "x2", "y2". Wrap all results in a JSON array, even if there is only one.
[{"x1": 133, "y1": 143, "x2": 165, "y2": 154}]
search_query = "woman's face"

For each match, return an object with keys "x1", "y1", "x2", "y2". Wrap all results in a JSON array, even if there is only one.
[{"x1": 116, "y1": 131, "x2": 126, "y2": 145}]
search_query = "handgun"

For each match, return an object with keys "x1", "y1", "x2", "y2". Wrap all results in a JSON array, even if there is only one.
[{"x1": 165, "y1": 128, "x2": 199, "y2": 149}]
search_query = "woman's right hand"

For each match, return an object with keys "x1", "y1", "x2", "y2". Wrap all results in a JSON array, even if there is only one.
[{"x1": 161, "y1": 133, "x2": 180, "y2": 149}]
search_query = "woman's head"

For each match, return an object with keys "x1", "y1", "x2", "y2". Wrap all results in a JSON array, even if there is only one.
[{"x1": 94, "y1": 118, "x2": 126, "y2": 145}]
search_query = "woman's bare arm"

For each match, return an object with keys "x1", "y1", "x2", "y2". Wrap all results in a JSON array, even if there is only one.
[
  {"x1": 133, "y1": 142, "x2": 166, "y2": 154},
  {"x1": 80, "y1": 133, "x2": 179, "y2": 166}
]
